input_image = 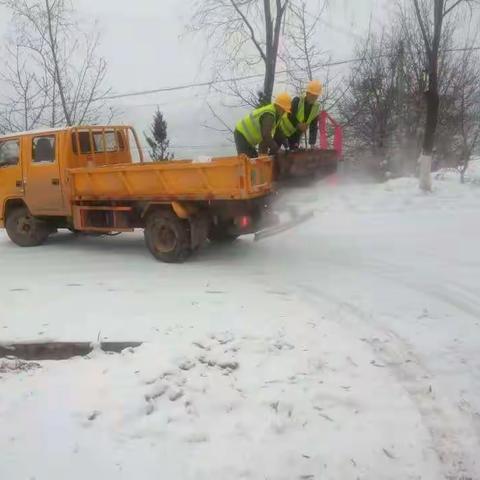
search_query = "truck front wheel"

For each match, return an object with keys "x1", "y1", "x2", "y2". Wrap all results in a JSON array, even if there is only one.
[
  {"x1": 5, "y1": 206, "x2": 50, "y2": 247},
  {"x1": 144, "y1": 210, "x2": 191, "y2": 263}
]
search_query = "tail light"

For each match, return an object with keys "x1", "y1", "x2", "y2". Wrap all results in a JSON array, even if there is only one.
[{"x1": 237, "y1": 215, "x2": 251, "y2": 229}]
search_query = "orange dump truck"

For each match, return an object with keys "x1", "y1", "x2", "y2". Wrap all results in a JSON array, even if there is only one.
[{"x1": 0, "y1": 125, "x2": 274, "y2": 262}]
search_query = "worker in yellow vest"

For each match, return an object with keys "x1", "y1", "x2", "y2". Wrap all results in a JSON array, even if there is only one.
[
  {"x1": 234, "y1": 92, "x2": 292, "y2": 158},
  {"x1": 276, "y1": 80, "x2": 323, "y2": 150}
]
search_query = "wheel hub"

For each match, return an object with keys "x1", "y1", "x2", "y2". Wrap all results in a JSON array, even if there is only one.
[
  {"x1": 154, "y1": 225, "x2": 177, "y2": 253},
  {"x1": 17, "y1": 216, "x2": 33, "y2": 235}
]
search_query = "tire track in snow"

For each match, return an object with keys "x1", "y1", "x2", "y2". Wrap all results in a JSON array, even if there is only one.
[
  {"x1": 298, "y1": 283, "x2": 480, "y2": 480},
  {"x1": 364, "y1": 257, "x2": 480, "y2": 323},
  {"x1": 307, "y1": 247, "x2": 480, "y2": 324}
]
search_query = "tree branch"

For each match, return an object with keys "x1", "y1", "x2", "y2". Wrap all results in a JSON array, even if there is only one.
[
  {"x1": 230, "y1": 0, "x2": 267, "y2": 62},
  {"x1": 443, "y1": 0, "x2": 464, "y2": 16},
  {"x1": 412, "y1": 0, "x2": 432, "y2": 57}
]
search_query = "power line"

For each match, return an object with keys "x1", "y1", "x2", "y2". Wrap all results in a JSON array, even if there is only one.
[
  {"x1": 94, "y1": 46, "x2": 480, "y2": 103},
  {"x1": 445, "y1": 46, "x2": 480, "y2": 52},
  {"x1": 1, "y1": 47, "x2": 479, "y2": 115},
  {"x1": 94, "y1": 59, "x2": 342, "y2": 103},
  {"x1": 0, "y1": 60, "x2": 325, "y2": 113}
]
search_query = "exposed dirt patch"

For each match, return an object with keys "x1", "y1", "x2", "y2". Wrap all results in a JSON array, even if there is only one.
[
  {"x1": 0, "y1": 359, "x2": 41, "y2": 373},
  {"x1": 0, "y1": 341, "x2": 142, "y2": 360}
]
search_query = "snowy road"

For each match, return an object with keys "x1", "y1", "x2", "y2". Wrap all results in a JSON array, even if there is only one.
[{"x1": 1, "y1": 174, "x2": 480, "y2": 479}]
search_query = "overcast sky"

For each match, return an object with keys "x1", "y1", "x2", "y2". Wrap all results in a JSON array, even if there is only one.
[{"x1": 0, "y1": 0, "x2": 391, "y2": 158}]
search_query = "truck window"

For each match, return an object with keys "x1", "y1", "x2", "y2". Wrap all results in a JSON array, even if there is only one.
[
  {"x1": 117, "y1": 131, "x2": 125, "y2": 150},
  {"x1": 72, "y1": 131, "x2": 92, "y2": 154},
  {"x1": 104, "y1": 131, "x2": 117, "y2": 152},
  {"x1": 93, "y1": 131, "x2": 118, "y2": 152},
  {"x1": 0, "y1": 139, "x2": 20, "y2": 168},
  {"x1": 32, "y1": 136, "x2": 56, "y2": 163},
  {"x1": 93, "y1": 133, "x2": 104, "y2": 153}
]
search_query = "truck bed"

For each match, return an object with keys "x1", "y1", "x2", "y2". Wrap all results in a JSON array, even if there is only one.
[{"x1": 68, "y1": 155, "x2": 272, "y2": 201}]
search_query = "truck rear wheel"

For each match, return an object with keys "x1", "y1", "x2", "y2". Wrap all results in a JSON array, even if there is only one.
[
  {"x1": 5, "y1": 206, "x2": 50, "y2": 247},
  {"x1": 144, "y1": 210, "x2": 191, "y2": 263}
]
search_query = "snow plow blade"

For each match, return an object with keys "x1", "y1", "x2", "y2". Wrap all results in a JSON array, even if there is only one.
[{"x1": 254, "y1": 210, "x2": 314, "y2": 241}]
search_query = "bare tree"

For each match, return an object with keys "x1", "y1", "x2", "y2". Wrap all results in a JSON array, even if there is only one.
[
  {"x1": 281, "y1": 0, "x2": 342, "y2": 113},
  {"x1": 447, "y1": 29, "x2": 480, "y2": 182},
  {"x1": 0, "y1": 43, "x2": 49, "y2": 131},
  {"x1": 338, "y1": 31, "x2": 405, "y2": 175},
  {"x1": 409, "y1": 0, "x2": 479, "y2": 190},
  {"x1": 283, "y1": 1, "x2": 327, "y2": 87},
  {"x1": 0, "y1": 0, "x2": 111, "y2": 129},
  {"x1": 188, "y1": 0, "x2": 289, "y2": 106},
  {"x1": 339, "y1": 2, "x2": 480, "y2": 181}
]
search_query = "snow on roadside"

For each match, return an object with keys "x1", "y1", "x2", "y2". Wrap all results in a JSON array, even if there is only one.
[
  {"x1": 0, "y1": 314, "x2": 441, "y2": 480},
  {"x1": 0, "y1": 251, "x2": 446, "y2": 479},
  {"x1": 281, "y1": 158, "x2": 480, "y2": 215},
  {"x1": 434, "y1": 156, "x2": 480, "y2": 183}
]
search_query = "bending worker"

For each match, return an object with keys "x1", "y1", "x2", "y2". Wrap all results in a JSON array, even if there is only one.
[
  {"x1": 276, "y1": 80, "x2": 323, "y2": 150},
  {"x1": 234, "y1": 92, "x2": 292, "y2": 158}
]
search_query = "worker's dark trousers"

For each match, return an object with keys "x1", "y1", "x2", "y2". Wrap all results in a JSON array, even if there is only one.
[{"x1": 234, "y1": 130, "x2": 258, "y2": 158}]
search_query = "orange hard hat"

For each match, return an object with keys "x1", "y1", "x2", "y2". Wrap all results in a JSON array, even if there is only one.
[
  {"x1": 274, "y1": 91, "x2": 292, "y2": 113},
  {"x1": 306, "y1": 80, "x2": 323, "y2": 96}
]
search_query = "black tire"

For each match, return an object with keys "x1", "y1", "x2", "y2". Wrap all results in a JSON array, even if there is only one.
[
  {"x1": 208, "y1": 221, "x2": 239, "y2": 243},
  {"x1": 5, "y1": 206, "x2": 50, "y2": 247},
  {"x1": 144, "y1": 209, "x2": 191, "y2": 263}
]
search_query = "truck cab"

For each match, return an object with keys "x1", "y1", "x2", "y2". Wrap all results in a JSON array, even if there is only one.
[{"x1": 0, "y1": 126, "x2": 142, "y2": 229}]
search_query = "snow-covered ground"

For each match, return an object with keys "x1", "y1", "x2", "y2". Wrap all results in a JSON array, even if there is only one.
[{"x1": 1, "y1": 164, "x2": 480, "y2": 480}]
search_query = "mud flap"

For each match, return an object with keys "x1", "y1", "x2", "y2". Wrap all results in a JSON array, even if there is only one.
[
  {"x1": 254, "y1": 208, "x2": 314, "y2": 241},
  {"x1": 190, "y1": 213, "x2": 209, "y2": 250}
]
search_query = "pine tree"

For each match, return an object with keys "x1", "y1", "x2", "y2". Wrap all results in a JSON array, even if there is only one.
[{"x1": 144, "y1": 109, "x2": 173, "y2": 161}]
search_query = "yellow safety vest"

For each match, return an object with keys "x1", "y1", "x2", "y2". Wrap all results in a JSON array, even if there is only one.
[
  {"x1": 235, "y1": 104, "x2": 280, "y2": 147},
  {"x1": 280, "y1": 97, "x2": 320, "y2": 137}
]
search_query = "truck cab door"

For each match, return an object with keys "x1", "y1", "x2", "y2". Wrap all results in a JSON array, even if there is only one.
[
  {"x1": 0, "y1": 138, "x2": 23, "y2": 221},
  {"x1": 23, "y1": 134, "x2": 66, "y2": 215}
]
